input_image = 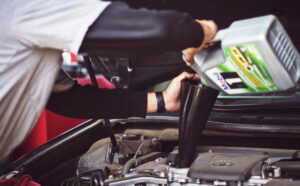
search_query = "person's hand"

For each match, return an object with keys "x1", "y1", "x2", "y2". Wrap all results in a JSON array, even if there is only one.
[
  {"x1": 185, "y1": 20, "x2": 218, "y2": 66},
  {"x1": 147, "y1": 72, "x2": 200, "y2": 113},
  {"x1": 163, "y1": 72, "x2": 200, "y2": 112}
]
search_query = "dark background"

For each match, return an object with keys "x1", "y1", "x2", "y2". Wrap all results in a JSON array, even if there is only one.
[{"x1": 119, "y1": 0, "x2": 300, "y2": 50}]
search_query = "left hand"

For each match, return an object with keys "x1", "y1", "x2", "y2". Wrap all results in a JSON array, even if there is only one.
[{"x1": 163, "y1": 72, "x2": 200, "y2": 112}]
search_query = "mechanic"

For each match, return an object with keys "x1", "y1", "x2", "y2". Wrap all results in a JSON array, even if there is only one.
[{"x1": 0, "y1": 0, "x2": 217, "y2": 162}]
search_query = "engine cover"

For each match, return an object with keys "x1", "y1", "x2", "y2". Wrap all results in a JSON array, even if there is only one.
[{"x1": 188, "y1": 152, "x2": 268, "y2": 181}]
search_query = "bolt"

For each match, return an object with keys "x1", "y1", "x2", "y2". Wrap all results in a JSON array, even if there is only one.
[
  {"x1": 140, "y1": 135, "x2": 144, "y2": 140},
  {"x1": 160, "y1": 172, "x2": 166, "y2": 177},
  {"x1": 155, "y1": 158, "x2": 163, "y2": 163},
  {"x1": 152, "y1": 138, "x2": 158, "y2": 142},
  {"x1": 178, "y1": 178, "x2": 188, "y2": 184}
]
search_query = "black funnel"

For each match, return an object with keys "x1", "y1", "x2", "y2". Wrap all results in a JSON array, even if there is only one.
[{"x1": 177, "y1": 80, "x2": 219, "y2": 168}]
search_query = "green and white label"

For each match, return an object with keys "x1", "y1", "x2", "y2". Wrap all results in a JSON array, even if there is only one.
[{"x1": 206, "y1": 44, "x2": 277, "y2": 94}]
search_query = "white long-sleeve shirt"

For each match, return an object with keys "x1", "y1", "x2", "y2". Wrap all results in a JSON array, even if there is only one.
[{"x1": 0, "y1": 0, "x2": 110, "y2": 160}]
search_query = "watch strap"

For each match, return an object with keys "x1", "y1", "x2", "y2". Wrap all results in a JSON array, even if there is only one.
[{"x1": 155, "y1": 92, "x2": 166, "y2": 113}]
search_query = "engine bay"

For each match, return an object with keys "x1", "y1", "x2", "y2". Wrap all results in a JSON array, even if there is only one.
[{"x1": 59, "y1": 123, "x2": 300, "y2": 186}]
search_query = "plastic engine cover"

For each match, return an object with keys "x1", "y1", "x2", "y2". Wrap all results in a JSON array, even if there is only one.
[{"x1": 188, "y1": 152, "x2": 268, "y2": 181}]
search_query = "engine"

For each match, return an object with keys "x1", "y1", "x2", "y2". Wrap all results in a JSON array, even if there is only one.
[{"x1": 60, "y1": 130, "x2": 300, "y2": 186}]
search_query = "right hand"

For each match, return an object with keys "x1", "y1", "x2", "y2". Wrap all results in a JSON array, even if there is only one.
[{"x1": 185, "y1": 20, "x2": 218, "y2": 66}]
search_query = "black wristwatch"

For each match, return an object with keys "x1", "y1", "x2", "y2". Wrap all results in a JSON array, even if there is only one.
[{"x1": 155, "y1": 92, "x2": 166, "y2": 113}]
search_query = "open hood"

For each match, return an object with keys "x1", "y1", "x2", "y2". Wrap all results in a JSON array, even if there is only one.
[{"x1": 1, "y1": 1, "x2": 300, "y2": 186}]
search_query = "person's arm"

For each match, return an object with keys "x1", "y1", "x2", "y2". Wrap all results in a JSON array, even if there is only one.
[
  {"x1": 46, "y1": 71, "x2": 200, "y2": 119},
  {"x1": 46, "y1": 82, "x2": 148, "y2": 119},
  {"x1": 47, "y1": 69, "x2": 146, "y2": 119},
  {"x1": 79, "y1": 1, "x2": 204, "y2": 55}
]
